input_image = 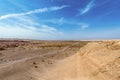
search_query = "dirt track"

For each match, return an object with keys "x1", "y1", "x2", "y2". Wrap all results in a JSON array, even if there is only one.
[
  {"x1": 0, "y1": 40, "x2": 120, "y2": 80},
  {"x1": 0, "y1": 42, "x2": 78, "y2": 67}
]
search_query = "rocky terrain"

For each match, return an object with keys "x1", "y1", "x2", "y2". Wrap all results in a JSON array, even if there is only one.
[{"x1": 0, "y1": 40, "x2": 120, "y2": 80}]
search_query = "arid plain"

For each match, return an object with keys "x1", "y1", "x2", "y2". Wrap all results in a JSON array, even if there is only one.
[{"x1": 0, "y1": 40, "x2": 120, "y2": 80}]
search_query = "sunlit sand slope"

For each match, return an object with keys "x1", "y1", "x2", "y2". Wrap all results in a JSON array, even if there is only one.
[{"x1": 0, "y1": 41, "x2": 120, "y2": 80}]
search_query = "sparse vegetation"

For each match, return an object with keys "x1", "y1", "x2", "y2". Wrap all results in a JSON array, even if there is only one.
[
  {"x1": 0, "y1": 47, "x2": 5, "y2": 51},
  {"x1": 33, "y1": 62, "x2": 36, "y2": 65},
  {"x1": 35, "y1": 66, "x2": 38, "y2": 68},
  {"x1": 41, "y1": 59, "x2": 45, "y2": 62},
  {"x1": 48, "y1": 60, "x2": 53, "y2": 64},
  {"x1": 0, "y1": 59, "x2": 3, "y2": 61},
  {"x1": 0, "y1": 53, "x2": 2, "y2": 56},
  {"x1": 0, "y1": 40, "x2": 120, "y2": 80}
]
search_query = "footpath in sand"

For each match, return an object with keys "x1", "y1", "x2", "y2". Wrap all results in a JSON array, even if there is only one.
[
  {"x1": 41, "y1": 41, "x2": 120, "y2": 80},
  {"x1": 0, "y1": 41, "x2": 120, "y2": 80}
]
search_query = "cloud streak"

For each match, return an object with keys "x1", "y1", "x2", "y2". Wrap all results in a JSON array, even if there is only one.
[
  {"x1": 41, "y1": 18, "x2": 89, "y2": 29},
  {"x1": 0, "y1": 5, "x2": 67, "y2": 40},
  {"x1": 79, "y1": 0, "x2": 95, "y2": 15},
  {"x1": 78, "y1": 23, "x2": 89, "y2": 29},
  {"x1": 0, "y1": 22, "x2": 63, "y2": 39},
  {"x1": 0, "y1": 5, "x2": 69, "y2": 20},
  {"x1": 0, "y1": 13, "x2": 63, "y2": 40}
]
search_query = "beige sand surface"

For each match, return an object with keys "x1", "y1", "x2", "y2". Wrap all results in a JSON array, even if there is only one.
[{"x1": 0, "y1": 40, "x2": 120, "y2": 80}]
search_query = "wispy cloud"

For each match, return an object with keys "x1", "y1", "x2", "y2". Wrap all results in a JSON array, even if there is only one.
[
  {"x1": 58, "y1": 17, "x2": 64, "y2": 25},
  {"x1": 42, "y1": 17, "x2": 65, "y2": 25},
  {"x1": 0, "y1": 5, "x2": 69, "y2": 20},
  {"x1": 0, "y1": 21, "x2": 63, "y2": 39},
  {"x1": 79, "y1": 0, "x2": 95, "y2": 15},
  {"x1": 78, "y1": 23, "x2": 89, "y2": 29},
  {"x1": 41, "y1": 18, "x2": 89, "y2": 30},
  {"x1": 0, "y1": 5, "x2": 68, "y2": 39}
]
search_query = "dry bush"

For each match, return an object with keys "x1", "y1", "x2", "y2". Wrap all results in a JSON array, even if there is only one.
[
  {"x1": 0, "y1": 53, "x2": 2, "y2": 55},
  {"x1": 0, "y1": 47, "x2": 5, "y2": 51}
]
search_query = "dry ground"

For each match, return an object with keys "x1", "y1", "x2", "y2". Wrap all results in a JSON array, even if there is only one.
[{"x1": 0, "y1": 40, "x2": 120, "y2": 80}]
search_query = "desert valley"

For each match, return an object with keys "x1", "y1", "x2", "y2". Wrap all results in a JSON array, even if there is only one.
[{"x1": 0, "y1": 40, "x2": 120, "y2": 80}]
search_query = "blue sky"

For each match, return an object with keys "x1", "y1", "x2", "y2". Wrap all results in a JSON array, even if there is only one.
[{"x1": 0, "y1": 0, "x2": 120, "y2": 40}]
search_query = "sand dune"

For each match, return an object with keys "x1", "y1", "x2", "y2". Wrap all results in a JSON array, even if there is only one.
[{"x1": 0, "y1": 40, "x2": 120, "y2": 80}]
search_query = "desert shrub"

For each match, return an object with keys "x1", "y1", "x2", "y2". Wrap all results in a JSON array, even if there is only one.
[
  {"x1": 0, "y1": 53, "x2": 2, "y2": 55},
  {"x1": 33, "y1": 62, "x2": 36, "y2": 65},
  {"x1": 35, "y1": 66, "x2": 38, "y2": 68},
  {"x1": 0, "y1": 47, "x2": 5, "y2": 51},
  {"x1": 48, "y1": 60, "x2": 54, "y2": 64},
  {"x1": 0, "y1": 59, "x2": 3, "y2": 61},
  {"x1": 41, "y1": 59, "x2": 45, "y2": 62},
  {"x1": 117, "y1": 76, "x2": 120, "y2": 79}
]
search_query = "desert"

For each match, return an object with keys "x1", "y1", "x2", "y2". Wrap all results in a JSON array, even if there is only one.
[
  {"x1": 0, "y1": 0, "x2": 120, "y2": 80},
  {"x1": 0, "y1": 40, "x2": 120, "y2": 80}
]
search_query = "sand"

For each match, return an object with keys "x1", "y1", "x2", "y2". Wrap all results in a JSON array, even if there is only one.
[{"x1": 0, "y1": 40, "x2": 120, "y2": 80}]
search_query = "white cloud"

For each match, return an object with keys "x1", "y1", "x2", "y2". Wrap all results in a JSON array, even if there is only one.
[
  {"x1": 0, "y1": 24, "x2": 63, "y2": 40},
  {"x1": 78, "y1": 23, "x2": 89, "y2": 29},
  {"x1": 50, "y1": 5, "x2": 69, "y2": 11},
  {"x1": 41, "y1": 18, "x2": 89, "y2": 29},
  {"x1": 0, "y1": 5, "x2": 69, "y2": 20},
  {"x1": 0, "y1": 5, "x2": 68, "y2": 40},
  {"x1": 58, "y1": 17, "x2": 64, "y2": 25},
  {"x1": 79, "y1": 0, "x2": 95, "y2": 15},
  {"x1": 0, "y1": 15, "x2": 63, "y2": 40},
  {"x1": 40, "y1": 25, "x2": 57, "y2": 32},
  {"x1": 41, "y1": 17, "x2": 65, "y2": 25}
]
